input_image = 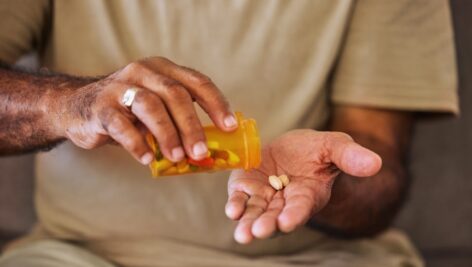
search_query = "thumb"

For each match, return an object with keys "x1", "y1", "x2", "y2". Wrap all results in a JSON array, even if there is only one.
[{"x1": 325, "y1": 133, "x2": 382, "y2": 177}]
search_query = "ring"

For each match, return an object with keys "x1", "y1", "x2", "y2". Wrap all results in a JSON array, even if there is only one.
[{"x1": 122, "y1": 87, "x2": 138, "y2": 108}]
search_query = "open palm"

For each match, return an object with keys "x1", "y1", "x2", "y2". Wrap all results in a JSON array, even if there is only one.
[{"x1": 225, "y1": 130, "x2": 382, "y2": 244}]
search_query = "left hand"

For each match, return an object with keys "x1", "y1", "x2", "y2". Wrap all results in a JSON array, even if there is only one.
[{"x1": 225, "y1": 129, "x2": 382, "y2": 244}]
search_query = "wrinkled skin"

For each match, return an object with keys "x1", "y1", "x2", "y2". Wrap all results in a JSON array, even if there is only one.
[
  {"x1": 226, "y1": 129, "x2": 382, "y2": 244},
  {"x1": 58, "y1": 57, "x2": 236, "y2": 164}
]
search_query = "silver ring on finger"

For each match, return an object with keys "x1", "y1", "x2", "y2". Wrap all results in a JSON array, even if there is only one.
[{"x1": 122, "y1": 87, "x2": 139, "y2": 108}]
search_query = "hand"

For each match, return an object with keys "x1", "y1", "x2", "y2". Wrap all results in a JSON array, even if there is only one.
[
  {"x1": 53, "y1": 57, "x2": 236, "y2": 164},
  {"x1": 225, "y1": 129, "x2": 382, "y2": 244}
]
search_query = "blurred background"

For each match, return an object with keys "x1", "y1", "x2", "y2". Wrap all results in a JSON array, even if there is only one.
[{"x1": 0, "y1": 1, "x2": 471, "y2": 266}]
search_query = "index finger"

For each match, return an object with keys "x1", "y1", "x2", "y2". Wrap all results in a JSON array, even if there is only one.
[
  {"x1": 150, "y1": 57, "x2": 237, "y2": 131},
  {"x1": 225, "y1": 191, "x2": 249, "y2": 220}
]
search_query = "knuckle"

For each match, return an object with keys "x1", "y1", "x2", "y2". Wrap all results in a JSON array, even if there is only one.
[
  {"x1": 107, "y1": 116, "x2": 127, "y2": 134},
  {"x1": 180, "y1": 115, "x2": 204, "y2": 137},
  {"x1": 122, "y1": 62, "x2": 144, "y2": 76},
  {"x1": 128, "y1": 138, "x2": 143, "y2": 152},
  {"x1": 160, "y1": 78, "x2": 181, "y2": 90},
  {"x1": 163, "y1": 82, "x2": 190, "y2": 101},
  {"x1": 134, "y1": 92, "x2": 169, "y2": 119},
  {"x1": 212, "y1": 93, "x2": 229, "y2": 108},
  {"x1": 201, "y1": 92, "x2": 229, "y2": 112},
  {"x1": 122, "y1": 137, "x2": 143, "y2": 154},
  {"x1": 154, "y1": 117, "x2": 173, "y2": 131},
  {"x1": 133, "y1": 90, "x2": 159, "y2": 108},
  {"x1": 97, "y1": 107, "x2": 118, "y2": 130},
  {"x1": 182, "y1": 114, "x2": 200, "y2": 127},
  {"x1": 183, "y1": 67, "x2": 213, "y2": 87},
  {"x1": 160, "y1": 135, "x2": 180, "y2": 149},
  {"x1": 332, "y1": 131, "x2": 353, "y2": 141}
]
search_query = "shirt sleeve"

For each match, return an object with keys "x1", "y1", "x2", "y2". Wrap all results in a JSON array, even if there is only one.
[
  {"x1": 0, "y1": 0, "x2": 50, "y2": 64},
  {"x1": 331, "y1": 0, "x2": 459, "y2": 114}
]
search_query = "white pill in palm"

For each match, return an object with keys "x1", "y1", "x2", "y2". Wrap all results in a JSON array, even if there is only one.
[
  {"x1": 278, "y1": 174, "x2": 290, "y2": 187},
  {"x1": 269, "y1": 175, "x2": 283, "y2": 190}
]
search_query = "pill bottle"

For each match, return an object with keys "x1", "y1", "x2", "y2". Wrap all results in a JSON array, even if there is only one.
[{"x1": 146, "y1": 112, "x2": 261, "y2": 177}]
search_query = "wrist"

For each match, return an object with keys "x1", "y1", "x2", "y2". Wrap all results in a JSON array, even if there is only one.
[
  {"x1": 42, "y1": 78, "x2": 93, "y2": 139},
  {"x1": 41, "y1": 87, "x2": 69, "y2": 139}
]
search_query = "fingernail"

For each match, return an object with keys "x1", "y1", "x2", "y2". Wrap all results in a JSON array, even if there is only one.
[
  {"x1": 224, "y1": 114, "x2": 237, "y2": 129},
  {"x1": 171, "y1": 147, "x2": 185, "y2": 161},
  {"x1": 192, "y1": 141, "x2": 208, "y2": 158},
  {"x1": 141, "y1": 152, "x2": 154, "y2": 165}
]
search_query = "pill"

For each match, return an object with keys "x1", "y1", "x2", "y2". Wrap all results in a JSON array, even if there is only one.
[
  {"x1": 269, "y1": 175, "x2": 283, "y2": 190},
  {"x1": 162, "y1": 166, "x2": 178, "y2": 175},
  {"x1": 214, "y1": 158, "x2": 227, "y2": 168},
  {"x1": 214, "y1": 150, "x2": 229, "y2": 160},
  {"x1": 147, "y1": 133, "x2": 244, "y2": 176},
  {"x1": 155, "y1": 158, "x2": 173, "y2": 171},
  {"x1": 149, "y1": 161, "x2": 159, "y2": 177},
  {"x1": 188, "y1": 157, "x2": 215, "y2": 168},
  {"x1": 226, "y1": 150, "x2": 241, "y2": 166},
  {"x1": 207, "y1": 141, "x2": 220, "y2": 149},
  {"x1": 177, "y1": 160, "x2": 190, "y2": 173},
  {"x1": 278, "y1": 174, "x2": 290, "y2": 187}
]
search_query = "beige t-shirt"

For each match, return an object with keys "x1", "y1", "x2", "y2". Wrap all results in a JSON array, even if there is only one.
[{"x1": 0, "y1": 0, "x2": 457, "y2": 266}]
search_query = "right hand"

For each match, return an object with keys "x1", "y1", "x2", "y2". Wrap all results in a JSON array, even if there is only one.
[{"x1": 53, "y1": 57, "x2": 237, "y2": 164}]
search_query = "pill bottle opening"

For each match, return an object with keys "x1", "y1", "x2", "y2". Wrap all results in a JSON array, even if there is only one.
[{"x1": 236, "y1": 112, "x2": 261, "y2": 170}]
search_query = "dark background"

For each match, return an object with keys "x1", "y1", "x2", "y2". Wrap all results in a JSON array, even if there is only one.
[
  {"x1": 0, "y1": 1, "x2": 471, "y2": 266},
  {"x1": 393, "y1": 1, "x2": 472, "y2": 266}
]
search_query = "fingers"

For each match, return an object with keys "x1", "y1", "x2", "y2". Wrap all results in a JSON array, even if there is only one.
[
  {"x1": 123, "y1": 65, "x2": 208, "y2": 160},
  {"x1": 79, "y1": 57, "x2": 234, "y2": 163},
  {"x1": 274, "y1": 180, "x2": 320, "y2": 233},
  {"x1": 145, "y1": 57, "x2": 237, "y2": 131},
  {"x1": 277, "y1": 194, "x2": 315, "y2": 233},
  {"x1": 225, "y1": 191, "x2": 249, "y2": 220},
  {"x1": 252, "y1": 191, "x2": 284, "y2": 239},
  {"x1": 234, "y1": 195, "x2": 268, "y2": 244},
  {"x1": 325, "y1": 133, "x2": 382, "y2": 177},
  {"x1": 114, "y1": 57, "x2": 236, "y2": 161},
  {"x1": 130, "y1": 89, "x2": 184, "y2": 162},
  {"x1": 98, "y1": 107, "x2": 153, "y2": 165},
  {"x1": 155, "y1": 81, "x2": 207, "y2": 160},
  {"x1": 231, "y1": 192, "x2": 286, "y2": 243}
]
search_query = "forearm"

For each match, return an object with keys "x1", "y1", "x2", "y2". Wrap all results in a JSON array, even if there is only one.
[
  {"x1": 0, "y1": 63, "x2": 94, "y2": 155},
  {"x1": 310, "y1": 133, "x2": 409, "y2": 237},
  {"x1": 310, "y1": 106, "x2": 412, "y2": 238}
]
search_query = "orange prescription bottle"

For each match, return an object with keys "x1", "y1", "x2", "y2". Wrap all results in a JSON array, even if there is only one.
[{"x1": 146, "y1": 112, "x2": 261, "y2": 177}]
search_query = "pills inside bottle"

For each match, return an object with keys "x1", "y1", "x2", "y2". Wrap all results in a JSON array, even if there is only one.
[{"x1": 147, "y1": 112, "x2": 261, "y2": 177}]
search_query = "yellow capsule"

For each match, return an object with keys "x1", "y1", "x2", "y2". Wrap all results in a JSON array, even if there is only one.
[
  {"x1": 155, "y1": 159, "x2": 173, "y2": 172},
  {"x1": 162, "y1": 166, "x2": 178, "y2": 175},
  {"x1": 176, "y1": 159, "x2": 187, "y2": 167},
  {"x1": 207, "y1": 141, "x2": 220, "y2": 150},
  {"x1": 214, "y1": 158, "x2": 227, "y2": 168},
  {"x1": 226, "y1": 150, "x2": 240, "y2": 166},
  {"x1": 177, "y1": 160, "x2": 190, "y2": 173},
  {"x1": 150, "y1": 161, "x2": 160, "y2": 177}
]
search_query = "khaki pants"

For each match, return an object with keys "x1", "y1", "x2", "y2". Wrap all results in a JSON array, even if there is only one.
[
  {"x1": 0, "y1": 229, "x2": 424, "y2": 267},
  {"x1": 0, "y1": 240, "x2": 114, "y2": 267}
]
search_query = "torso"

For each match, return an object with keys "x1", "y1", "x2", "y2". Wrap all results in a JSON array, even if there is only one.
[{"x1": 36, "y1": 0, "x2": 354, "y2": 261}]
